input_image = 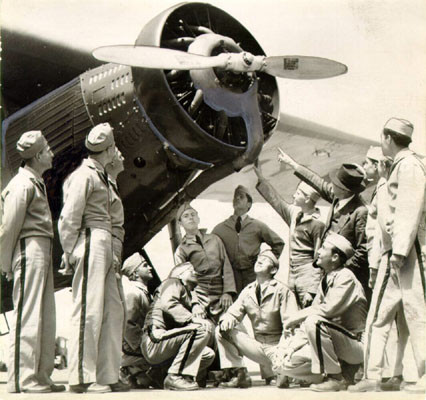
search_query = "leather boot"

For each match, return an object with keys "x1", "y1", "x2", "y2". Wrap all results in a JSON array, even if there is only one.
[
  {"x1": 163, "y1": 374, "x2": 199, "y2": 391},
  {"x1": 219, "y1": 367, "x2": 252, "y2": 388}
]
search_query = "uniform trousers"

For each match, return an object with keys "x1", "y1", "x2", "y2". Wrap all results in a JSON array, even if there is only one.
[
  {"x1": 288, "y1": 262, "x2": 321, "y2": 307},
  {"x1": 305, "y1": 315, "x2": 363, "y2": 375},
  {"x1": 7, "y1": 237, "x2": 56, "y2": 393},
  {"x1": 68, "y1": 228, "x2": 124, "y2": 385},
  {"x1": 215, "y1": 325, "x2": 277, "y2": 378},
  {"x1": 141, "y1": 323, "x2": 215, "y2": 377},
  {"x1": 234, "y1": 268, "x2": 256, "y2": 295},
  {"x1": 364, "y1": 249, "x2": 426, "y2": 380}
]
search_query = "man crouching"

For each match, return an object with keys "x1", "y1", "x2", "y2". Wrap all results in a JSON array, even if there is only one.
[
  {"x1": 216, "y1": 250, "x2": 298, "y2": 388},
  {"x1": 276, "y1": 234, "x2": 367, "y2": 391},
  {"x1": 141, "y1": 262, "x2": 215, "y2": 390}
]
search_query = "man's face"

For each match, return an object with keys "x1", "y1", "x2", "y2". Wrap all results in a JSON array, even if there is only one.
[
  {"x1": 254, "y1": 255, "x2": 275, "y2": 276},
  {"x1": 181, "y1": 266, "x2": 198, "y2": 288},
  {"x1": 114, "y1": 149, "x2": 125, "y2": 173},
  {"x1": 180, "y1": 208, "x2": 200, "y2": 232},
  {"x1": 233, "y1": 191, "x2": 251, "y2": 215},
  {"x1": 293, "y1": 186, "x2": 308, "y2": 207},
  {"x1": 380, "y1": 132, "x2": 392, "y2": 157},
  {"x1": 316, "y1": 241, "x2": 336, "y2": 273},
  {"x1": 38, "y1": 144, "x2": 54, "y2": 170},
  {"x1": 136, "y1": 261, "x2": 153, "y2": 281},
  {"x1": 363, "y1": 158, "x2": 378, "y2": 181}
]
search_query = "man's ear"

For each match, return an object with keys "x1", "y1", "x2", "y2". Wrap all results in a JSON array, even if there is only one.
[{"x1": 270, "y1": 266, "x2": 278, "y2": 276}]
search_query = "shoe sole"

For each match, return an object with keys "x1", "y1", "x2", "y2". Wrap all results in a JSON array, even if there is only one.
[{"x1": 164, "y1": 385, "x2": 199, "y2": 391}]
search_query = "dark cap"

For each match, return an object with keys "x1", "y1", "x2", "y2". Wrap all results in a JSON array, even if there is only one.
[{"x1": 329, "y1": 163, "x2": 366, "y2": 193}]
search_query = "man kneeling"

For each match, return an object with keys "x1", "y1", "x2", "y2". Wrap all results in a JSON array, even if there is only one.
[
  {"x1": 216, "y1": 250, "x2": 298, "y2": 388},
  {"x1": 276, "y1": 234, "x2": 367, "y2": 391},
  {"x1": 141, "y1": 262, "x2": 215, "y2": 390}
]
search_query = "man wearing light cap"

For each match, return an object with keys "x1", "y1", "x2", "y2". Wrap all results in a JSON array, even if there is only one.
[
  {"x1": 216, "y1": 250, "x2": 298, "y2": 389},
  {"x1": 0, "y1": 131, "x2": 64, "y2": 393},
  {"x1": 213, "y1": 185, "x2": 284, "y2": 294},
  {"x1": 255, "y1": 161, "x2": 325, "y2": 308},
  {"x1": 120, "y1": 252, "x2": 153, "y2": 388},
  {"x1": 277, "y1": 148, "x2": 370, "y2": 302},
  {"x1": 350, "y1": 118, "x2": 426, "y2": 394},
  {"x1": 58, "y1": 123, "x2": 127, "y2": 393},
  {"x1": 278, "y1": 234, "x2": 367, "y2": 391},
  {"x1": 141, "y1": 262, "x2": 215, "y2": 390}
]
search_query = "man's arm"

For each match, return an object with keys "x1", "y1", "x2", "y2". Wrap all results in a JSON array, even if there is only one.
[
  {"x1": 0, "y1": 184, "x2": 31, "y2": 275},
  {"x1": 259, "y1": 221, "x2": 284, "y2": 258},
  {"x1": 279, "y1": 287, "x2": 299, "y2": 345},
  {"x1": 160, "y1": 279, "x2": 193, "y2": 326},
  {"x1": 345, "y1": 207, "x2": 368, "y2": 275},
  {"x1": 277, "y1": 148, "x2": 334, "y2": 203}
]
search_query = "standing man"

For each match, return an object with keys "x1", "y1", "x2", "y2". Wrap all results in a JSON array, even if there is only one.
[
  {"x1": 277, "y1": 150, "x2": 370, "y2": 301},
  {"x1": 216, "y1": 250, "x2": 298, "y2": 389},
  {"x1": 0, "y1": 131, "x2": 64, "y2": 393},
  {"x1": 175, "y1": 202, "x2": 236, "y2": 322},
  {"x1": 213, "y1": 185, "x2": 284, "y2": 294},
  {"x1": 141, "y1": 262, "x2": 215, "y2": 391},
  {"x1": 349, "y1": 118, "x2": 426, "y2": 394},
  {"x1": 120, "y1": 253, "x2": 153, "y2": 388},
  {"x1": 255, "y1": 162, "x2": 325, "y2": 307},
  {"x1": 279, "y1": 234, "x2": 367, "y2": 391},
  {"x1": 58, "y1": 123, "x2": 127, "y2": 393}
]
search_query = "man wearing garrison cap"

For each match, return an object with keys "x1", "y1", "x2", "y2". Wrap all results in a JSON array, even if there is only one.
[
  {"x1": 0, "y1": 131, "x2": 64, "y2": 393},
  {"x1": 58, "y1": 123, "x2": 127, "y2": 393},
  {"x1": 277, "y1": 148, "x2": 371, "y2": 303},
  {"x1": 213, "y1": 185, "x2": 284, "y2": 294},
  {"x1": 255, "y1": 160, "x2": 325, "y2": 308},
  {"x1": 216, "y1": 250, "x2": 298, "y2": 389},
  {"x1": 277, "y1": 234, "x2": 367, "y2": 391},
  {"x1": 350, "y1": 118, "x2": 426, "y2": 394},
  {"x1": 120, "y1": 253, "x2": 154, "y2": 388}
]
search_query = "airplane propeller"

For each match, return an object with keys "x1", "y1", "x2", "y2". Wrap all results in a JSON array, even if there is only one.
[{"x1": 92, "y1": 45, "x2": 348, "y2": 80}]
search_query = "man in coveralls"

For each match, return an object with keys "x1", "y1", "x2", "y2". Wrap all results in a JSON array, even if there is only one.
[
  {"x1": 0, "y1": 131, "x2": 64, "y2": 393},
  {"x1": 58, "y1": 123, "x2": 127, "y2": 393},
  {"x1": 141, "y1": 262, "x2": 215, "y2": 391},
  {"x1": 349, "y1": 118, "x2": 426, "y2": 394}
]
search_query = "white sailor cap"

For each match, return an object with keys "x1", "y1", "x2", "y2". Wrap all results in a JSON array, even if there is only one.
[
  {"x1": 121, "y1": 252, "x2": 146, "y2": 277},
  {"x1": 85, "y1": 123, "x2": 115, "y2": 152},
  {"x1": 298, "y1": 181, "x2": 320, "y2": 202},
  {"x1": 365, "y1": 146, "x2": 383, "y2": 162}
]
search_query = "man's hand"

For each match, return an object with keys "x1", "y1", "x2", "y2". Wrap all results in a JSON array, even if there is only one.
[
  {"x1": 390, "y1": 254, "x2": 405, "y2": 269},
  {"x1": 192, "y1": 304, "x2": 207, "y2": 319},
  {"x1": 277, "y1": 148, "x2": 298, "y2": 169},
  {"x1": 368, "y1": 268, "x2": 378, "y2": 289},
  {"x1": 59, "y1": 252, "x2": 74, "y2": 276},
  {"x1": 219, "y1": 293, "x2": 233, "y2": 311},
  {"x1": 271, "y1": 345, "x2": 287, "y2": 373},
  {"x1": 219, "y1": 314, "x2": 236, "y2": 332},
  {"x1": 253, "y1": 159, "x2": 263, "y2": 179},
  {"x1": 378, "y1": 157, "x2": 390, "y2": 179},
  {"x1": 192, "y1": 317, "x2": 213, "y2": 333},
  {"x1": 283, "y1": 314, "x2": 304, "y2": 329},
  {"x1": 2, "y1": 271, "x2": 13, "y2": 281},
  {"x1": 301, "y1": 292, "x2": 314, "y2": 307}
]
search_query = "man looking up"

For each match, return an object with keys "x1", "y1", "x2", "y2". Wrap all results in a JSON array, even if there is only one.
[
  {"x1": 277, "y1": 150, "x2": 370, "y2": 302},
  {"x1": 255, "y1": 162, "x2": 324, "y2": 308},
  {"x1": 213, "y1": 185, "x2": 284, "y2": 294},
  {"x1": 174, "y1": 202, "x2": 236, "y2": 323},
  {"x1": 1, "y1": 131, "x2": 64, "y2": 393},
  {"x1": 59, "y1": 123, "x2": 127, "y2": 393},
  {"x1": 216, "y1": 250, "x2": 298, "y2": 389}
]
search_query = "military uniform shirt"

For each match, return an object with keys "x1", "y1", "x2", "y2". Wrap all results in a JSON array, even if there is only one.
[
  {"x1": 1, "y1": 167, "x2": 53, "y2": 273},
  {"x1": 59, "y1": 158, "x2": 111, "y2": 253}
]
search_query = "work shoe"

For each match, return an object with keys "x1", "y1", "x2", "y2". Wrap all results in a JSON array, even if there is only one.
[
  {"x1": 163, "y1": 374, "x2": 199, "y2": 391},
  {"x1": 219, "y1": 367, "x2": 252, "y2": 388},
  {"x1": 380, "y1": 375, "x2": 403, "y2": 391},
  {"x1": 50, "y1": 383, "x2": 66, "y2": 392},
  {"x1": 110, "y1": 380, "x2": 131, "y2": 392},
  {"x1": 404, "y1": 375, "x2": 426, "y2": 394},
  {"x1": 69, "y1": 383, "x2": 112, "y2": 393},
  {"x1": 276, "y1": 373, "x2": 290, "y2": 389},
  {"x1": 22, "y1": 384, "x2": 52, "y2": 393},
  {"x1": 311, "y1": 378, "x2": 347, "y2": 392},
  {"x1": 348, "y1": 379, "x2": 379, "y2": 392}
]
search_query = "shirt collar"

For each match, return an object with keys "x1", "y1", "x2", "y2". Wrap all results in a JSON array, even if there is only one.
[
  {"x1": 233, "y1": 213, "x2": 248, "y2": 221},
  {"x1": 299, "y1": 207, "x2": 321, "y2": 223},
  {"x1": 84, "y1": 157, "x2": 106, "y2": 172},
  {"x1": 21, "y1": 166, "x2": 43, "y2": 180}
]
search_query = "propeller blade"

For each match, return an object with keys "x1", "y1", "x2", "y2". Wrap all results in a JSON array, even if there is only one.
[
  {"x1": 262, "y1": 56, "x2": 348, "y2": 79},
  {"x1": 92, "y1": 45, "x2": 225, "y2": 70}
]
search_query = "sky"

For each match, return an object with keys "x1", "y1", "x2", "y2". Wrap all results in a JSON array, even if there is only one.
[{"x1": 2, "y1": 0, "x2": 425, "y2": 152}]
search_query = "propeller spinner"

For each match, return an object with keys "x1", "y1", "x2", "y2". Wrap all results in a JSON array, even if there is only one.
[{"x1": 92, "y1": 44, "x2": 348, "y2": 80}]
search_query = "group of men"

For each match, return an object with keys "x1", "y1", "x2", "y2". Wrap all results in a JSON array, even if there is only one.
[{"x1": 0, "y1": 116, "x2": 424, "y2": 394}]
